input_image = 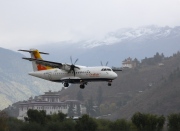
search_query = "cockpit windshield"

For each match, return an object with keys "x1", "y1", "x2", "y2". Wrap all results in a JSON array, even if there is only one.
[{"x1": 101, "y1": 68, "x2": 112, "y2": 71}]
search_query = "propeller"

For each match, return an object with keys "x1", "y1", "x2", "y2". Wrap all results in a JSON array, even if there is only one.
[
  {"x1": 68, "y1": 56, "x2": 80, "y2": 76},
  {"x1": 101, "y1": 61, "x2": 109, "y2": 66}
]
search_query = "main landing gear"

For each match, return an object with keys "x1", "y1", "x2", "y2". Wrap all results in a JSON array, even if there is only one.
[
  {"x1": 79, "y1": 80, "x2": 87, "y2": 89},
  {"x1": 80, "y1": 84, "x2": 85, "y2": 89},
  {"x1": 64, "y1": 83, "x2": 69, "y2": 87}
]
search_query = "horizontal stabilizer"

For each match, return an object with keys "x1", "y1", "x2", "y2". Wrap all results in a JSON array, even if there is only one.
[
  {"x1": 18, "y1": 49, "x2": 49, "y2": 55},
  {"x1": 22, "y1": 57, "x2": 62, "y2": 68}
]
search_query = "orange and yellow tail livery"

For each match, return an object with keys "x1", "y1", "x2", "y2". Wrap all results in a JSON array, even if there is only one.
[{"x1": 18, "y1": 49, "x2": 53, "y2": 71}]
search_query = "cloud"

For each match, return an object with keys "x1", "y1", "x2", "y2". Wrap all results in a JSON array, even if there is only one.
[{"x1": 0, "y1": 0, "x2": 180, "y2": 49}]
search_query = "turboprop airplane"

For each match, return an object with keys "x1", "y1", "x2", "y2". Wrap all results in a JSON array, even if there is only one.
[{"x1": 19, "y1": 49, "x2": 121, "y2": 89}]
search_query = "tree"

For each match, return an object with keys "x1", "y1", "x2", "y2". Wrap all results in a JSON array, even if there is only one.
[
  {"x1": 57, "y1": 112, "x2": 67, "y2": 122},
  {"x1": 145, "y1": 114, "x2": 158, "y2": 130},
  {"x1": 61, "y1": 119, "x2": 76, "y2": 131},
  {"x1": 45, "y1": 122, "x2": 61, "y2": 131},
  {"x1": 25, "y1": 109, "x2": 47, "y2": 125},
  {"x1": 168, "y1": 113, "x2": 180, "y2": 131},
  {"x1": 21, "y1": 122, "x2": 43, "y2": 131},
  {"x1": 50, "y1": 112, "x2": 67, "y2": 122},
  {"x1": 45, "y1": 112, "x2": 76, "y2": 131},
  {"x1": 157, "y1": 115, "x2": 165, "y2": 131},
  {"x1": 109, "y1": 119, "x2": 132, "y2": 131},
  {"x1": 75, "y1": 114, "x2": 97, "y2": 131},
  {"x1": 0, "y1": 111, "x2": 8, "y2": 131},
  {"x1": 8, "y1": 117, "x2": 24, "y2": 131},
  {"x1": 131, "y1": 112, "x2": 146, "y2": 130},
  {"x1": 131, "y1": 112, "x2": 165, "y2": 131},
  {"x1": 95, "y1": 119, "x2": 111, "y2": 130}
]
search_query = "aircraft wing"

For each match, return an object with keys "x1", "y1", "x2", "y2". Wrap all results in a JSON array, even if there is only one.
[
  {"x1": 112, "y1": 67, "x2": 122, "y2": 71},
  {"x1": 22, "y1": 57, "x2": 63, "y2": 68},
  {"x1": 60, "y1": 77, "x2": 82, "y2": 83}
]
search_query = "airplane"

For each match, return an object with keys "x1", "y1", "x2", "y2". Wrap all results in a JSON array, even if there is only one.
[{"x1": 19, "y1": 49, "x2": 121, "y2": 89}]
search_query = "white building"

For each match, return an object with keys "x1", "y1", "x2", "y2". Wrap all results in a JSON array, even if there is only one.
[
  {"x1": 122, "y1": 57, "x2": 135, "y2": 68},
  {"x1": 18, "y1": 90, "x2": 86, "y2": 120}
]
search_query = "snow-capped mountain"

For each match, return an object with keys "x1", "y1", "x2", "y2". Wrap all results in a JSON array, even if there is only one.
[
  {"x1": 36, "y1": 26, "x2": 180, "y2": 67},
  {"x1": 82, "y1": 26, "x2": 180, "y2": 49}
]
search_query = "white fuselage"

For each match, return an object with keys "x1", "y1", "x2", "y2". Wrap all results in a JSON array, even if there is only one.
[{"x1": 29, "y1": 66, "x2": 118, "y2": 83}]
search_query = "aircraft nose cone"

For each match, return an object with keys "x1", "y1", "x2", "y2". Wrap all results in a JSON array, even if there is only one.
[{"x1": 112, "y1": 72, "x2": 118, "y2": 79}]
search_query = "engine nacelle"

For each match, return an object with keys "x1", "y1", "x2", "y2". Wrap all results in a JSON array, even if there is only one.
[{"x1": 62, "y1": 64, "x2": 71, "y2": 71}]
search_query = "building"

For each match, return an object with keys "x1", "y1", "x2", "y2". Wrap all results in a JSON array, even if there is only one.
[
  {"x1": 18, "y1": 90, "x2": 86, "y2": 120},
  {"x1": 122, "y1": 57, "x2": 136, "y2": 68}
]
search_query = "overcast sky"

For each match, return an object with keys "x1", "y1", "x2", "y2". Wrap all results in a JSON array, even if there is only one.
[{"x1": 0, "y1": 0, "x2": 180, "y2": 50}]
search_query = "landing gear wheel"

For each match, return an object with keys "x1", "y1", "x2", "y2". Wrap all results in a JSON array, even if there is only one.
[
  {"x1": 80, "y1": 84, "x2": 85, "y2": 89},
  {"x1": 108, "y1": 83, "x2": 112, "y2": 86},
  {"x1": 64, "y1": 83, "x2": 69, "y2": 87}
]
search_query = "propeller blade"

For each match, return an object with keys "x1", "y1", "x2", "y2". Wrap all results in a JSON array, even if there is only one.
[
  {"x1": 75, "y1": 66, "x2": 80, "y2": 69},
  {"x1": 101, "y1": 61, "x2": 103, "y2": 66},
  {"x1": 67, "y1": 56, "x2": 80, "y2": 76},
  {"x1": 74, "y1": 58, "x2": 78, "y2": 65},
  {"x1": 106, "y1": 61, "x2": 109, "y2": 66}
]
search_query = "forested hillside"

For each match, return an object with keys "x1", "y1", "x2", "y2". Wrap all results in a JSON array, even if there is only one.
[
  {"x1": 2, "y1": 47, "x2": 180, "y2": 120},
  {"x1": 111, "y1": 62, "x2": 180, "y2": 119},
  {"x1": 57, "y1": 51, "x2": 180, "y2": 119}
]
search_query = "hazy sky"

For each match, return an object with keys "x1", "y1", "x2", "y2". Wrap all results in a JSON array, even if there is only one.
[{"x1": 0, "y1": 0, "x2": 180, "y2": 50}]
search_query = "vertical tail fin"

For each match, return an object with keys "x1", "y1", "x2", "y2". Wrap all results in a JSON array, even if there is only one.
[
  {"x1": 30, "y1": 49, "x2": 45, "y2": 71},
  {"x1": 19, "y1": 49, "x2": 52, "y2": 71}
]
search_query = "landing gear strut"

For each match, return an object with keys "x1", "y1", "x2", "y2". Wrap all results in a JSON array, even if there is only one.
[{"x1": 64, "y1": 83, "x2": 69, "y2": 87}]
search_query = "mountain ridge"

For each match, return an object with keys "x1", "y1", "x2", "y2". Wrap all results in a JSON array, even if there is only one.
[
  {"x1": 0, "y1": 48, "x2": 62, "y2": 110},
  {"x1": 34, "y1": 26, "x2": 180, "y2": 67},
  {"x1": 53, "y1": 51, "x2": 180, "y2": 119}
]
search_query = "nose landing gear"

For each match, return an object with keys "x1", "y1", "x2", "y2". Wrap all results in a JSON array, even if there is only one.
[{"x1": 108, "y1": 80, "x2": 112, "y2": 86}]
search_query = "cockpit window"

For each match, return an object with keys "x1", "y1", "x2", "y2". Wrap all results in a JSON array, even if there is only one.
[
  {"x1": 101, "y1": 68, "x2": 112, "y2": 71},
  {"x1": 107, "y1": 68, "x2": 111, "y2": 71}
]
